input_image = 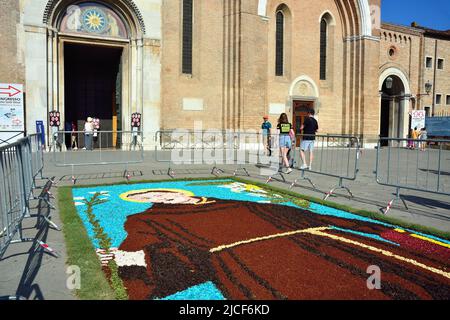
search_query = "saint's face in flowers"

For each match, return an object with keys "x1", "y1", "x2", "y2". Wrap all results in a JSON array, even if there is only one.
[{"x1": 124, "y1": 189, "x2": 202, "y2": 205}]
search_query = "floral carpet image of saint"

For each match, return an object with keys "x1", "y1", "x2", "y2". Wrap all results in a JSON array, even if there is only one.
[{"x1": 72, "y1": 180, "x2": 450, "y2": 300}]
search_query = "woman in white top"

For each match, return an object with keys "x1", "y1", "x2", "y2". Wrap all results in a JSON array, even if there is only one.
[{"x1": 84, "y1": 117, "x2": 94, "y2": 150}]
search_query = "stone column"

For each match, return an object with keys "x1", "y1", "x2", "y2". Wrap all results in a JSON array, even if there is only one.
[
  {"x1": 142, "y1": 38, "x2": 162, "y2": 149},
  {"x1": 24, "y1": 25, "x2": 48, "y2": 138}
]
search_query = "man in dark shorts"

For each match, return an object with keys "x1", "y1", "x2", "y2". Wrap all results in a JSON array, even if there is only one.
[{"x1": 300, "y1": 109, "x2": 319, "y2": 170}]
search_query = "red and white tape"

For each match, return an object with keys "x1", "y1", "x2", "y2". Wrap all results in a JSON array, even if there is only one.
[
  {"x1": 39, "y1": 241, "x2": 59, "y2": 257},
  {"x1": 383, "y1": 200, "x2": 394, "y2": 215}
]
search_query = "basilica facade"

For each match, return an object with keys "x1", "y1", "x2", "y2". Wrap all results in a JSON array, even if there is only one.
[{"x1": 1, "y1": 0, "x2": 448, "y2": 148}]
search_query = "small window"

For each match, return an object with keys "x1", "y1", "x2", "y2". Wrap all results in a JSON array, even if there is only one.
[
  {"x1": 436, "y1": 94, "x2": 442, "y2": 105},
  {"x1": 426, "y1": 57, "x2": 433, "y2": 68},
  {"x1": 437, "y1": 58, "x2": 444, "y2": 70},
  {"x1": 446, "y1": 95, "x2": 450, "y2": 105}
]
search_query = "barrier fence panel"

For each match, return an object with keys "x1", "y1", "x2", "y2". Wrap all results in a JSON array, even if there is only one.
[
  {"x1": 153, "y1": 130, "x2": 360, "y2": 197},
  {"x1": 272, "y1": 134, "x2": 361, "y2": 200},
  {"x1": 30, "y1": 134, "x2": 44, "y2": 182},
  {"x1": 52, "y1": 131, "x2": 144, "y2": 170},
  {"x1": 376, "y1": 137, "x2": 450, "y2": 214},
  {"x1": 155, "y1": 130, "x2": 277, "y2": 178},
  {"x1": 0, "y1": 135, "x2": 40, "y2": 259},
  {"x1": 0, "y1": 131, "x2": 25, "y2": 147},
  {"x1": 0, "y1": 133, "x2": 56, "y2": 260}
]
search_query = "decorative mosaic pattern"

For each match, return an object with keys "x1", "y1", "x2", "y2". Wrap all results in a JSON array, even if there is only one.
[
  {"x1": 73, "y1": 179, "x2": 450, "y2": 300},
  {"x1": 59, "y1": 2, "x2": 128, "y2": 38}
]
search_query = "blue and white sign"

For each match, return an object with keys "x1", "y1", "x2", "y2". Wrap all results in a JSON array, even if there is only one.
[{"x1": 0, "y1": 83, "x2": 24, "y2": 132}]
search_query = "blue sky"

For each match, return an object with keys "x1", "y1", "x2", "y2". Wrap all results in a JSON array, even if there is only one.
[{"x1": 382, "y1": 0, "x2": 450, "y2": 30}]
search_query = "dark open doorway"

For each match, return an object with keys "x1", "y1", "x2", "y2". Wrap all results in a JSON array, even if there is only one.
[
  {"x1": 379, "y1": 75, "x2": 406, "y2": 147},
  {"x1": 292, "y1": 100, "x2": 314, "y2": 147},
  {"x1": 380, "y1": 98, "x2": 390, "y2": 146},
  {"x1": 64, "y1": 42, "x2": 122, "y2": 147}
]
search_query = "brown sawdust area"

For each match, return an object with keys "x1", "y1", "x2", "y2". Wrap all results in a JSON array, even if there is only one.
[{"x1": 116, "y1": 199, "x2": 450, "y2": 300}]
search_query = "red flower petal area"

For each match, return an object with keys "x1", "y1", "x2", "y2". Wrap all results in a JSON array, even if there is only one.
[{"x1": 382, "y1": 230, "x2": 450, "y2": 260}]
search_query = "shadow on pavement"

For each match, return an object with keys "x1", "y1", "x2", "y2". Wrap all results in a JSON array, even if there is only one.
[
  {"x1": 419, "y1": 169, "x2": 450, "y2": 176},
  {"x1": 399, "y1": 194, "x2": 450, "y2": 211},
  {"x1": 14, "y1": 198, "x2": 52, "y2": 300}
]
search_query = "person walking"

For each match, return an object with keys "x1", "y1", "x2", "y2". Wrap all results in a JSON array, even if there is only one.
[
  {"x1": 412, "y1": 127, "x2": 419, "y2": 150},
  {"x1": 71, "y1": 121, "x2": 78, "y2": 150},
  {"x1": 419, "y1": 127, "x2": 428, "y2": 151},
  {"x1": 277, "y1": 113, "x2": 295, "y2": 174},
  {"x1": 84, "y1": 117, "x2": 94, "y2": 151},
  {"x1": 407, "y1": 128, "x2": 414, "y2": 149},
  {"x1": 261, "y1": 115, "x2": 272, "y2": 156},
  {"x1": 300, "y1": 109, "x2": 319, "y2": 170}
]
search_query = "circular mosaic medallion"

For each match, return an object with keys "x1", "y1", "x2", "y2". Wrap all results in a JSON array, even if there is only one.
[{"x1": 82, "y1": 8, "x2": 108, "y2": 34}]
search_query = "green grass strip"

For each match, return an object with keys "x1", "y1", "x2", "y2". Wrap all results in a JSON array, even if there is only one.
[
  {"x1": 71, "y1": 176, "x2": 231, "y2": 189},
  {"x1": 58, "y1": 187, "x2": 116, "y2": 300}
]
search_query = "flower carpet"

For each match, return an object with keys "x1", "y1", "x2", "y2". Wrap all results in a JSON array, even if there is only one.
[{"x1": 72, "y1": 179, "x2": 450, "y2": 300}]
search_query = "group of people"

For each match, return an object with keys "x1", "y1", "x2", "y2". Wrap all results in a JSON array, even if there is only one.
[
  {"x1": 408, "y1": 127, "x2": 428, "y2": 151},
  {"x1": 261, "y1": 109, "x2": 319, "y2": 174},
  {"x1": 64, "y1": 116, "x2": 96, "y2": 151}
]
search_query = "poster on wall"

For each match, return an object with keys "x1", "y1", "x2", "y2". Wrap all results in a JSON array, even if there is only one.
[
  {"x1": 0, "y1": 83, "x2": 24, "y2": 145},
  {"x1": 411, "y1": 110, "x2": 426, "y2": 130},
  {"x1": 0, "y1": 83, "x2": 24, "y2": 131}
]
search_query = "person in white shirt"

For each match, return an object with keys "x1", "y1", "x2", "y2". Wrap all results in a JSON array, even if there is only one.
[{"x1": 84, "y1": 117, "x2": 94, "y2": 150}]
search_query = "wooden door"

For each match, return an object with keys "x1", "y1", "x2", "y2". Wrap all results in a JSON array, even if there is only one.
[{"x1": 292, "y1": 101, "x2": 314, "y2": 147}]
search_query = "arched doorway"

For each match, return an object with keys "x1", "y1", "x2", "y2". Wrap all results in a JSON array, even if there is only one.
[
  {"x1": 379, "y1": 69, "x2": 411, "y2": 146},
  {"x1": 289, "y1": 76, "x2": 319, "y2": 147},
  {"x1": 45, "y1": 0, "x2": 145, "y2": 148}
]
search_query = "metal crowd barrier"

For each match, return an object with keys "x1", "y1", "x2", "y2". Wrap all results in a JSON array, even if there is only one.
[
  {"x1": 153, "y1": 130, "x2": 360, "y2": 198},
  {"x1": 52, "y1": 131, "x2": 144, "y2": 179},
  {"x1": 154, "y1": 130, "x2": 279, "y2": 178},
  {"x1": 270, "y1": 134, "x2": 360, "y2": 200},
  {"x1": 0, "y1": 134, "x2": 48, "y2": 260},
  {"x1": 0, "y1": 131, "x2": 25, "y2": 147},
  {"x1": 376, "y1": 137, "x2": 450, "y2": 214},
  {"x1": 29, "y1": 134, "x2": 45, "y2": 190}
]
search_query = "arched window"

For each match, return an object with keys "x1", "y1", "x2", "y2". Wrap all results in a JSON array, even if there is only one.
[
  {"x1": 320, "y1": 18, "x2": 327, "y2": 80},
  {"x1": 182, "y1": 0, "x2": 193, "y2": 74},
  {"x1": 275, "y1": 10, "x2": 284, "y2": 76}
]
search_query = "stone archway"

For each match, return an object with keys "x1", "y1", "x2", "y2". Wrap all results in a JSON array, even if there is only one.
[
  {"x1": 22, "y1": 0, "x2": 161, "y2": 149},
  {"x1": 289, "y1": 76, "x2": 320, "y2": 147},
  {"x1": 44, "y1": 1, "x2": 148, "y2": 144},
  {"x1": 379, "y1": 67, "x2": 412, "y2": 144}
]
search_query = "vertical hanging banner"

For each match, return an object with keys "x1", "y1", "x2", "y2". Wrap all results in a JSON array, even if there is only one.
[
  {"x1": 0, "y1": 83, "x2": 24, "y2": 131},
  {"x1": 49, "y1": 111, "x2": 61, "y2": 127},
  {"x1": 131, "y1": 113, "x2": 141, "y2": 127}
]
